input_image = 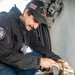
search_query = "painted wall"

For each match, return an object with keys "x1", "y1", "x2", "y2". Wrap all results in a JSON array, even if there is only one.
[{"x1": 49, "y1": 0, "x2": 75, "y2": 69}]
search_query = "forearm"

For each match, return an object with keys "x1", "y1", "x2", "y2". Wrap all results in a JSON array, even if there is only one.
[{"x1": 0, "y1": 51, "x2": 40, "y2": 70}]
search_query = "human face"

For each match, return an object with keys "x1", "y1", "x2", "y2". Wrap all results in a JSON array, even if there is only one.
[{"x1": 24, "y1": 12, "x2": 40, "y2": 31}]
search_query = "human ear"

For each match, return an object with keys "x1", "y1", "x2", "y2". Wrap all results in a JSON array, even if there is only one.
[{"x1": 24, "y1": 9, "x2": 29, "y2": 17}]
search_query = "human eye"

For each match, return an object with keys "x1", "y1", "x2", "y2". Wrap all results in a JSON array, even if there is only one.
[{"x1": 33, "y1": 18, "x2": 39, "y2": 23}]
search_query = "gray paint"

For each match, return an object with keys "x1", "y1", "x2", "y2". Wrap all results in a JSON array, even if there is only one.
[{"x1": 49, "y1": 0, "x2": 75, "y2": 69}]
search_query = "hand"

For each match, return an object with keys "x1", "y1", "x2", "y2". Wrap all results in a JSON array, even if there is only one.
[
  {"x1": 57, "y1": 59, "x2": 74, "y2": 71},
  {"x1": 40, "y1": 58, "x2": 59, "y2": 69},
  {"x1": 63, "y1": 61, "x2": 74, "y2": 71}
]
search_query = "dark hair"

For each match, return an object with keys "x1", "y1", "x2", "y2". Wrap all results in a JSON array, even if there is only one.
[
  {"x1": 23, "y1": 9, "x2": 39, "y2": 23},
  {"x1": 28, "y1": 10, "x2": 33, "y2": 16},
  {"x1": 23, "y1": 8, "x2": 32, "y2": 16}
]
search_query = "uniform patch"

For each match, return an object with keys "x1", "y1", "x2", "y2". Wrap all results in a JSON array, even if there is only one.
[
  {"x1": 0, "y1": 27, "x2": 6, "y2": 40},
  {"x1": 29, "y1": 3, "x2": 37, "y2": 10}
]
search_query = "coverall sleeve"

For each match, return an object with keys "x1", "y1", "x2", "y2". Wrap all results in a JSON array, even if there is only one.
[
  {"x1": 29, "y1": 31, "x2": 61, "y2": 61},
  {"x1": 0, "y1": 12, "x2": 40, "y2": 70}
]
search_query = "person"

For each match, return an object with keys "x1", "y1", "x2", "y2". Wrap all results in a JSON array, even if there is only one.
[{"x1": 0, "y1": 0, "x2": 74, "y2": 75}]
